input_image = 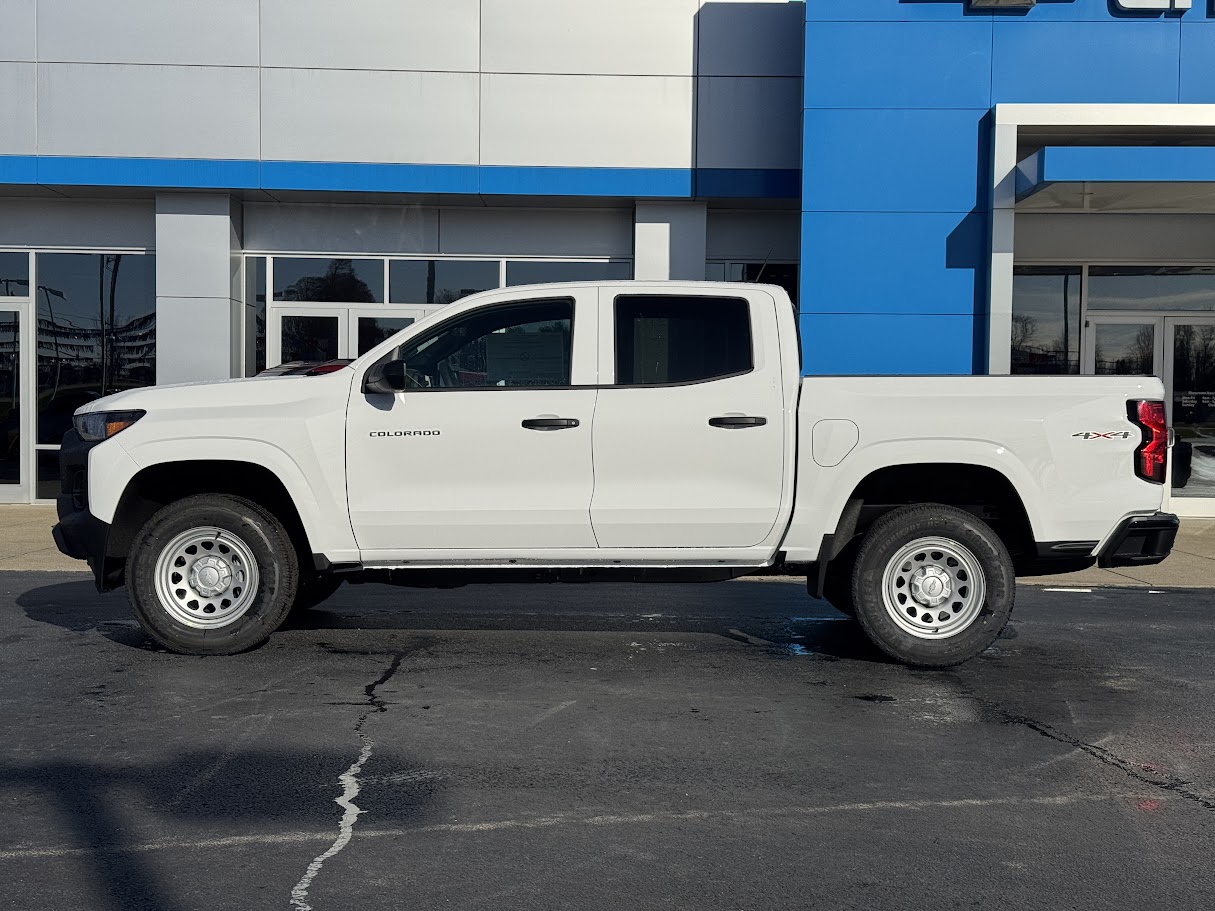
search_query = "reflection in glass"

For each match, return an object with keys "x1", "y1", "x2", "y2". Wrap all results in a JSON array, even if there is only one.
[
  {"x1": 1092, "y1": 323, "x2": 1155, "y2": 376},
  {"x1": 0, "y1": 313, "x2": 18, "y2": 484},
  {"x1": 704, "y1": 262, "x2": 799, "y2": 308},
  {"x1": 273, "y1": 258, "x2": 382, "y2": 303},
  {"x1": 1088, "y1": 267, "x2": 1215, "y2": 312},
  {"x1": 281, "y1": 315, "x2": 340, "y2": 363},
  {"x1": 378, "y1": 300, "x2": 573, "y2": 389},
  {"x1": 36, "y1": 254, "x2": 156, "y2": 445},
  {"x1": 0, "y1": 253, "x2": 29, "y2": 297},
  {"x1": 248, "y1": 257, "x2": 267, "y2": 375},
  {"x1": 1170, "y1": 322, "x2": 1215, "y2": 498},
  {"x1": 358, "y1": 317, "x2": 414, "y2": 356},
  {"x1": 506, "y1": 261, "x2": 630, "y2": 286},
  {"x1": 389, "y1": 260, "x2": 498, "y2": 305},
  {"x1": 1011, "y1": 267, "x2": 1081, "y2": 375},
  {"x1": 37, "y1": 448, "x2": 59, "y2": 501}
]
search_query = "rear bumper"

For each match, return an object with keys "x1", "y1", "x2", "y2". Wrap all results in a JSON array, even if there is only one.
[{"x1": 1096, "y1": 512, "x2": 1180, "y2": 568}]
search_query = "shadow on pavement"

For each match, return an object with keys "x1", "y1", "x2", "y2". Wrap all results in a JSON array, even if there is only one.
[
  {"x1": 0, "y1": 743, "x2": 437, "y2": 911},
  {"x1": 16, "y1": 576, "x2": 888, "y2": 663}
]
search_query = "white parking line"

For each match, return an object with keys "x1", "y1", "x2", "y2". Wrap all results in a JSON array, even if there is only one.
[{"x1": 1042, "y1": 588, "x2": 1093, "y2": 593}]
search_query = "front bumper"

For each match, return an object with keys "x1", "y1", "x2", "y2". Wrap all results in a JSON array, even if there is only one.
[
  {"x1": 51, "y1": 429, "x2": 116, "y2": 590},
  {"x1": 1096, "y1": 512, "x2": 1180, "y2": 568}
]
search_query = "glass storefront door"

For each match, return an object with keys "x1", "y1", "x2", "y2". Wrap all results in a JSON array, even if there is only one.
[
  {"x1": 268, "y1": 306, "x2": 437, "y2": 367},
  {"x1": 1166, "y1": 317, "x2": 1215, "y2": 502},
  {"x1": 0, "y1": 305, "x2": 28, "y2": 502},
  {"x1": 1084, "y1": 316, "x2": 1163, "y2": 377}
]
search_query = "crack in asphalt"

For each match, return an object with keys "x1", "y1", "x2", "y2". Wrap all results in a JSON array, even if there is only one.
[
  {"x1": 289, "y1": 650, "x2": 406, "y2": 911},
  {"x1": 991, "y1": 705, "x2": 1215, "y2": 811}
]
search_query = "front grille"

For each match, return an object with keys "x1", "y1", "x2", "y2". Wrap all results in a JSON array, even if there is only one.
[{"x1": 71, "y1": 470, "x2": 87, "y2": 511}]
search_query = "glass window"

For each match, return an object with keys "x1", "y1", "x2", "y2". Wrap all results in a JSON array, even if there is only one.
[
  {"x1": 0, "y1": 312, "x2": 18, "y2": 485},
  {"x1": 36, "y1": 253, "x2": 156, "y2": 445},
  {"x1": 615, "y1": 295, "x2": 751, "y2": 386},
  {"x1": 273, "y1": 257, "x2": 383, "y2": 303},
  {"x1": 37, "y1": 449, "x2": 60, "y2": 501},
  {"x1": 378, "y1": 299, "x2": 573, "y2": 389},
  {"x1": 357, "y1": 316, "x2": 414, "y2": 356},
  {"x1": 281, "y1": 315, "x2": 340, "y2": 363},
  {"x1": 506, "y1": 260, "x2": 630, "y2": 286},
  {"x1": 389, "y1": 260, "x2": 498, "y2": 305},
  {"x1": 246, "y1": 256, "x2": 267, "y2": 375},
  {"x1": 1093, "y1": 323, "x2": 1156, "y2": 376},
  {"x1": 0, "y1": 253, "x2": 29, "y2": 297},
  {"x1": 1011, "y1": 267, "x2": 1081, "y2": 375},
  {"x1": 1088, "y1": 266, "x2": 1215, "y2": 312}
]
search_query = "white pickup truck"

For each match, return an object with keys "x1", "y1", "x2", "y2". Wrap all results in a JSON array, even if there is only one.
[{"x1": 53, "y1": 281, "x2": 1178, "y2": 667}]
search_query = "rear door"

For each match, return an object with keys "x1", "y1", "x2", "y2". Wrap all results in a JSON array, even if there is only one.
[{"x1": 589, "y1": 288, "x2": 786, "y2": 548}]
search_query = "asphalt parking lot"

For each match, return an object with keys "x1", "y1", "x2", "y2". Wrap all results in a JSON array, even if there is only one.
[{"x1": 1, "y1": 571, "x2": 1213, "y2": 911}]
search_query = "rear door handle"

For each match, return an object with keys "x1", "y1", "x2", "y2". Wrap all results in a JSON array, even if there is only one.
[
  {"x1": 522, "y1": 417, "x2": 580, "y2": 431},
  {"x1": 709, "y1": 415, "x2": 767, "y2": 429}
]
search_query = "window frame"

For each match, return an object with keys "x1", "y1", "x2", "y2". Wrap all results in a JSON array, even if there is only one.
[
  {"x1": 610, "y1": 293, "x2": 755, "y2": 389},
  {"x1": 365, "y1": 296, "x2": 579, "y2": 393}
]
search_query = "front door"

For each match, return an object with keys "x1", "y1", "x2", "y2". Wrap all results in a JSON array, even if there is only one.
[
  {"x1": 0, "y1": 305, "x2": 28, "y2": 503},
  {"x1": 589, "y1": 287, "x2": 787, "y2": 548},
  {"x1": 345, "y1": 291, "x2": 598, "y2": 555}
]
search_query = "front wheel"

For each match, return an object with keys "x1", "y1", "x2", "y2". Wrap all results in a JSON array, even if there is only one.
[
  {"x1": 126, "y1": 494, "x2": 300, "y2": 655},
  {"x1": 850, "y1": 504, "x2": 1014, "y2": 668}
]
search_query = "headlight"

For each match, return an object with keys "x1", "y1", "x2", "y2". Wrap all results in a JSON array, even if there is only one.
[{"x1": 72, "y1": 410, "x2": 145, "y2": 442}]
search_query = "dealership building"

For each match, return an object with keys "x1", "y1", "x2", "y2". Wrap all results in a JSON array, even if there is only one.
[{"x1": 1, "y1": 0, "x2": 1214, "y2": 514}]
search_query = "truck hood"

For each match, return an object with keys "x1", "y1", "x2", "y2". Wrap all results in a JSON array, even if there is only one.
[{"x1": 76, "y1": 366, "x2": 355, "y2": 416}]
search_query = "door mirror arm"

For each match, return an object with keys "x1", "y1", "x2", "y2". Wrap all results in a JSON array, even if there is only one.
[{"x1": 363, "y1": 360, "x2": 410, "y2": 395}]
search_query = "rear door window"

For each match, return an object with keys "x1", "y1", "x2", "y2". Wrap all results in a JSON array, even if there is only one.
[{"x1": 614, "y1": 295, "x2": 752, "y2": 385}]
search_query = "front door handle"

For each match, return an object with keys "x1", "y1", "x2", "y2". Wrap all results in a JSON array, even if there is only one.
[
  {"x1": 522, "y1": 417, "x2": 581, "y2": 431},
  {"x1": 709, "y1": 415, "x2": 767, "y2": 429}
]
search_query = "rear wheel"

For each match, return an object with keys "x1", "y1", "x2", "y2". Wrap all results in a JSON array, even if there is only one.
[
  {"x1": 126, "y1": 494, "x2": 299, "y2": 655},
  {"x1": 851, "y1": 504, "x2": 1014, "y2": 667}
]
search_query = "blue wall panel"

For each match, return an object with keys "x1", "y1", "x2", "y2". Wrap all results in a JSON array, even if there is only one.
[
  {"x1": 801, "y1": 0, "x2": 1215, "y2": 377},
  {"x1": 803, "y1": 109, "x2": 989, "y2": 214},
  {"x1": 800, "y1": 312, "x2": 976, "y2": 376},
  {"x1": 991, "y1": 20, "x2": 1182, "y2": 104},
  {"x1": 800, "y1": 212, "x2": 986, "y2": 318},
  {"x1": 804, "y1": 21, "x2": 993, "y2": 110}
]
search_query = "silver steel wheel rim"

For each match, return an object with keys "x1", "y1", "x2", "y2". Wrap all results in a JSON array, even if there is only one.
[
  {"x1": 881, "y1": 537, "x2": 986, "y2": 640},
  {"x1": 153, "y1": 526, "x2": 260, "y2": 629}
]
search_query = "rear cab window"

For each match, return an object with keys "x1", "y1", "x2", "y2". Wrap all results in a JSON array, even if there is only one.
[{"x1": 614, "y1": 295, "x2": 752, "y2": 386}]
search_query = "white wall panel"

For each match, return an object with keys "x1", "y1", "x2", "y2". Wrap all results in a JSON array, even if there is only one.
[
  {"x1": 0, "y1": 64, "x2": 36, "y2": 155},
  {"x1": 480, "y1": 75, "x2": 693, "y2": 169},
  {"x1": 0, "y1": 199, "x2": 154, "y2": 250},
  {"x1": 156, "y1": 297, "x2": 237, "y2": 384},
  {"x1": 695, "y1": 1, "x2": 804, "y2": 77},
  {"x1": 38, "y1": 64, "x2": 260, "y2": 159},
  {"x1": 1016, "y1": 213, "x2": 1215, "y2": 263},
  {"x1": 0, "y1": 0, "x2": 35, "y2": 62},
  {"x1": 37, "y1": 0, "x2": 259, "y2": 66},
  {"x1": 439, "y1": 207, "x2": 633, "y2": 257},
  {"x1": 155, "y1": 194, "x2": 238, "y2": 300},
  {"x1": 481, "y1": 0, "x2": 697, "y2": 76},
  {"x1": 695, "y1": 77, "x2": 801, "y2": 170},
  {"x1": 261, "y1": 69, "x2": 478, "y2": 165},
  {"x1": 244, "y1": 203, "x2": 439, "y2": 255},
  {"x1": 261, "y1": 0, "x2": 479, "y2": 72},
  {"x1": 706, "y1": 210, "x2": 799, "y2": 262}
]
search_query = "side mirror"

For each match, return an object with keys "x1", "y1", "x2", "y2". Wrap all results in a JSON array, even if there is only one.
[{"x1": 363, "y1": 360, "x2": 409, "y2": 395}]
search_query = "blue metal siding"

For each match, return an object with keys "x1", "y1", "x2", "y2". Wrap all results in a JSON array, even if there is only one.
[{"x1": 800, "y1": 0, "x2": 1215, "y2": 376}]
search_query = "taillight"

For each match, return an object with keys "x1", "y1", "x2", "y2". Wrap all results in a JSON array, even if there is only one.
[{"x1": 1128, "y1": 400, "x2": 1168, "y2": 484}]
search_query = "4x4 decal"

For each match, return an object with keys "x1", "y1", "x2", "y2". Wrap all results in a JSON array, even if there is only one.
[{"x1": 1073, "y1": 431, "x2": 1134, "y2": 440}]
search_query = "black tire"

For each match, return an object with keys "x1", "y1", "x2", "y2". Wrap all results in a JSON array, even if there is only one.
[
  {"x1": 125, "y1": 494, "x2": 300, "y2": 655},
  {"x1": 850, "y1": 504, "x2": 1014, "y2": 668},
  {"x1": 292, "y1": 574, "x2": 344, "y2": 612}
]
